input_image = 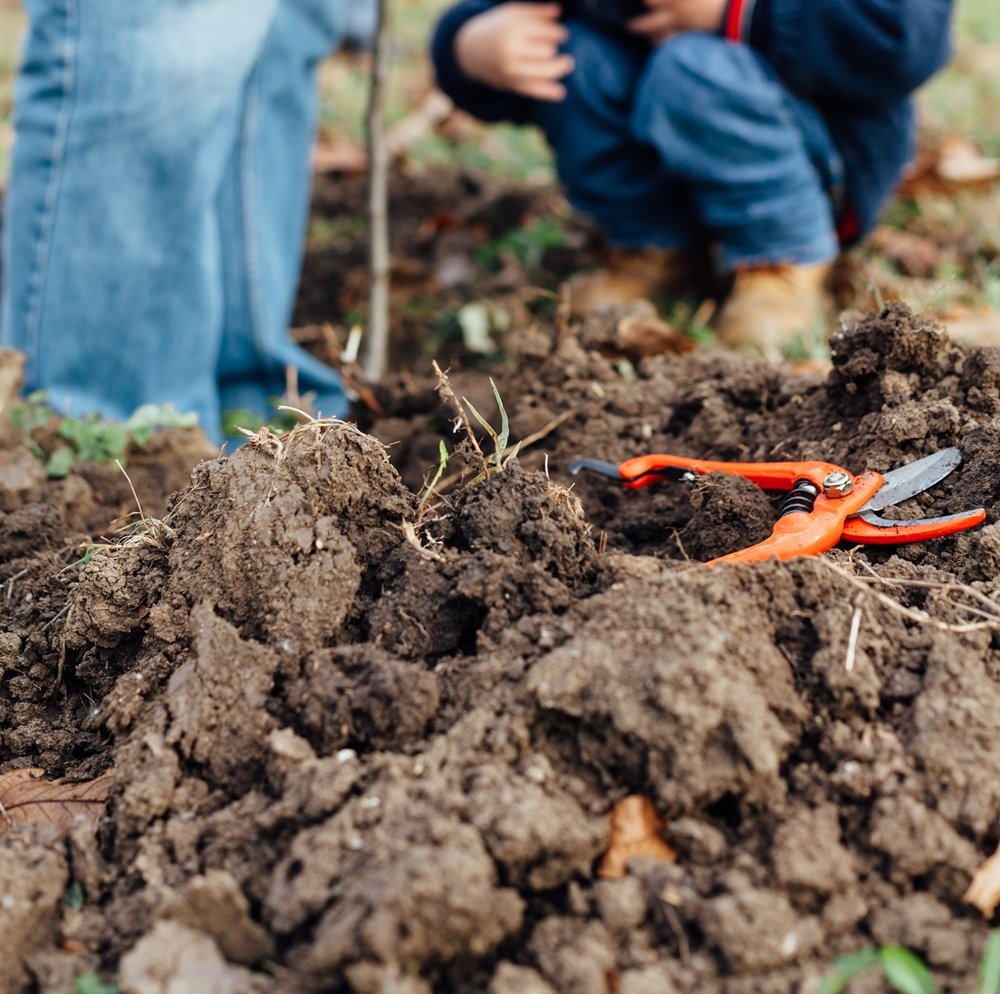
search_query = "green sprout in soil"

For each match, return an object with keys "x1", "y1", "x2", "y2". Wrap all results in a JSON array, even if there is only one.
[
  {"x1": 474, "y1": 215, "x2": 569, "y2": 276},
  {"x1": 821, "y1": 930, "x2": 1000, "y2": 994},
  {"x1": 417, "y1": 440, "x2": 450, "y2": 516},
  {"x1": 463, "y1": 378, "x2": 520, "y2": 482},
  {"x1": 74, "y1": 975, "x2": 119, "y2": 994},
  {"x1": 63, "y1": 880, "x2": 85, "y2": 911},
  {"x1": 432, "y1": 362, "x2": 521, "y2": 486}
]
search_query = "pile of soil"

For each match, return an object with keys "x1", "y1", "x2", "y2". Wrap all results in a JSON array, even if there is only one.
[{"x1": 2, "y1": 303, "x2": 1000, "y2": 994}]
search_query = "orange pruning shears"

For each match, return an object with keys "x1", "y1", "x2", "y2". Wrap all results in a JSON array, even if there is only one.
[{"x1": 569, "y1": 447, "x2": 986, "y2": 565}]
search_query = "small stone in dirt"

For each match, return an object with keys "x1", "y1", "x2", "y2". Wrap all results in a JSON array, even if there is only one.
[
  {"x1": 119, "y1": 921, "x2": 271, "y2": 994},
  {"x1": 0, "y1": 829, "x2": 69, "y2": 994},
  {"x1": 0, "y1": 631, "x2": 23, "y2": 671},
  {"x1": 529, "y1": 918, "x2": 617, "y2": 994},
  {"x1": 489, "y1": 962, "x2": 558, "y2": 994},
  {"x1": 699, "y1": 889, "x2": 823, "y2": 971},
  {"x1": 771, "y1": 805, "x2": 857, "y2": 894},
  {"x1": 163, "y1": 870, "x2": 275, "y2": 965},
  {"x1": 0, "y1": 449, "x2": 46, "y2": 512},
  {"x1": 594, "y1": 876, "x2": 647, "y2": 933}
]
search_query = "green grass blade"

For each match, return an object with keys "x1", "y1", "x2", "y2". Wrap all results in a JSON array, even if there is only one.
[
  {"x1": 880, "y1": 946, "x2": 936, "y2": 994},
  {"x1": 820, "y1": 948, "x2": 880, "y2": 994},
  {"x1": 490, "y1": 378, "x2": 510, "y2": 463},
  {"x1": 976, "y1": 930, "x2": 1000, "y2": 994},
  {"x1": 463, "y1": 398, "x2": 499, "y2": 446}
]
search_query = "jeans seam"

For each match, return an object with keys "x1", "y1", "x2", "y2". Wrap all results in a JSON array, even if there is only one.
[
  {"x1": 23, "y1": 0, "x2": 79, "y2": 386},
  {"x1": 239, "y1": 58, "x2": 269, "y2": 368}
]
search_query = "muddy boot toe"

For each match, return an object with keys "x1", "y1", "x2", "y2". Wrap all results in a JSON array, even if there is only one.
[
  {"x1": 713, "y1": 262, "x2": 832, "y2": 362},
  {"x1": 568, "y1": 247, "x2": 711, "y2": 317}
]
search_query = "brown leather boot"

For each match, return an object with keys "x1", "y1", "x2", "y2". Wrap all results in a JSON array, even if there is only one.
[
  {"x1": 713, "y1": 262, "x2": 832, "y2": 361},
  {"x1": 567, "y1": 247, "x2": 711, "y2": 316}
]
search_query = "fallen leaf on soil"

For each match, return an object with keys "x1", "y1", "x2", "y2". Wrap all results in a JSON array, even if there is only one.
[
  {"x1": 616, "y1": 312, "x2": 696, "y2": 358},
  {"x1": 868, "y1": 227, "x2": 942, "y2": 278},
  {"x1": 898, "y1": 135, "x2": 1000, "y2": 197},
  {"x1": 385, "y1": 90, "x2": 454, "y2": 159},
  {"x1": 964, "y1": 840, "x2": 1000, "y2": 918},
  {"x1": 0, "y1": 767, "x2": 114, "y2": 832},
  {"x1": 598, "y1": 795, "x2": 677, "y2": 880}
]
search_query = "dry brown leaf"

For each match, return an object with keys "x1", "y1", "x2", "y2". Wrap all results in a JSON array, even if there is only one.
[
  {"x1": 868, "y1": 227, "x2": 942, "y2": 277},
  {"x1": 616, "y1": 312, "x2": 696, "y2": 358},
  {"x1": 598, "y1": 795, "x2": 677, "y2": 880},
  {"x1": 385, "y1": 90, "x2": 454, "y2": 159},
  {"x1": 964, "y1": 840, "x2": 1000, "y2": 918},
  {"x1": 0, "y1": 767, "x2": 114, "y2": 832},
  {"x1": 898, "y1": 135, "x2": 1000, "y2": 197}
]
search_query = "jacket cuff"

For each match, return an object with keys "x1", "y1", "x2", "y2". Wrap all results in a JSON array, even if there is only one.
[{"x1": 431, "y1": 2, "x2": 494, "y2": 103}]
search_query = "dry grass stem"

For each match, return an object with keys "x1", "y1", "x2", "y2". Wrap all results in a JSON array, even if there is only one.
[
  {"x1": 400, "y1": 520, "x2": 445, "y2": 563},
  {"x1": 554, "y1": 282, "x2": 571, "y2": 352},
  {"x1": 433, "y1": 360, "x2": 489, "y2": 474},
  {"x1": 844, "y1": 599, "x2": 864, "y2": 672},
  {"x1": 820, "y1": 559, "x2": 1000, "y2": 634},
  {"x1": 435, "y1": 407, "x2": 574, "y2": 494}
]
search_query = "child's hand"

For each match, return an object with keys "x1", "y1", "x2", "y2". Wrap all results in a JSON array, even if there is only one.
[
  {"x1": 627, "y1": 0, "x2": 727, "y2": 44},
  {"x1": 455, "y1": 3, "x2": 574, "y2": 101}
]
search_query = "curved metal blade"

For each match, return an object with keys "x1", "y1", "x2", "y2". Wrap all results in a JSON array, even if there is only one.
[
  {"x1": 854, "y1": 508, "x2": 978, "y2": 529},
  {"x1": 568, "y1": 459, "x2": 622, "y2": 480},
  {"x1": 859, "y1": 447, "x2": 962, "y2": 513}
]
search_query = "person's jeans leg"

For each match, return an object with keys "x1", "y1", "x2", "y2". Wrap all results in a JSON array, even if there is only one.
[
  {"x1": 0, "y1": 0, "x2": 280, "y2": 435},
  {"x1": 216, "y1": 0, "x2": 349, "y2": 423},
  {"x1": 630, "y1": 33, "x2": 842, "y2": 269},
  {"x1": 530, "y1": 21, "x2": 701, "y2": 251}
]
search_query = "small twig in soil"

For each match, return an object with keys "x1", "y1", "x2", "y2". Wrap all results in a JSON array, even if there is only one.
[
  {"x1": 4, "y1": 567, "x2": 30, "y2": 603},
  {"x1": 554, "y1": 282, "x2": 572, "y2": 353},
  {"x1": 56, "y1": 602, "x2": 75, "y2": 686},
  {"x1": 41, "y1": 603, "x2": 70, "y2": 634},
  {"x1": 361, "y1": 0, "x2": 391, "y2": 381},
  {"x1": 400, "y1": 520, "x2": 445, "y2": 563},
  {"x1": 844, "y1": 598, "x2": 863, "y2": 672}
]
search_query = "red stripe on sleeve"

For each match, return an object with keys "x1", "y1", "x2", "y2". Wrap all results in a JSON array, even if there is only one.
[{"x1": 725, "y1": 0, "x2": 747, "y2": 40}]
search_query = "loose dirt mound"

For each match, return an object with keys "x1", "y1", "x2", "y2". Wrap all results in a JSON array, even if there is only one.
[{"x1": 2, "y1": 304, "x2": 1000, "y2": 994}]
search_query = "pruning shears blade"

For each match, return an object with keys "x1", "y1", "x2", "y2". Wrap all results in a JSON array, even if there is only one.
[
  {"x1": 569, "y1": 459, "x2": 623, "y2": 480},
  {"x1": 858, "y1": 447, "x2": 962, "y2": 514},
  {"x1": 569, "y1": 457, "x2": 697, "y2": 486}
]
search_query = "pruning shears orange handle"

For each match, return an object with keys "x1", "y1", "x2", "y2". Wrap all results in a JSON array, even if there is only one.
[
  {"x1": 711, "y1": 472, "x2": 882, "y2": 564},
  {"x1": 618, "y1": 454, "x2": 858, "y2": 493},
  {"x1": 840, "y1": 508, "x2": 987, "y2": 545},
  {"x1": 569, "y1": 447, "x2": 985, "y2": 565}
]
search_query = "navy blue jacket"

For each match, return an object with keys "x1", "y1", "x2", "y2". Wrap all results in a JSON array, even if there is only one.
[{"x1": 432, "y1": 0, "x2": 953, "y2": 243}]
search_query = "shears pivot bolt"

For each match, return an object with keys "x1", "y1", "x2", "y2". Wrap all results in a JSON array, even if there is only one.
[{"x1": 822, "y1": 470, "x2": 854, "y2": 499}]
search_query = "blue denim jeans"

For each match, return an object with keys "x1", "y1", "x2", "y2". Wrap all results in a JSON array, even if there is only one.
[
  {"x1": 1, "y1": 0, "x2": 352, "y2": 441},
  {"x1": 532, "y1": 26, "x2": 843, "y2": 268}
]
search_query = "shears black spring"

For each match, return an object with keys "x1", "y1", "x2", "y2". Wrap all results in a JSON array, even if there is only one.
[{"x1": 778, "y1": 479, "x2": 820, "y2": 518}]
